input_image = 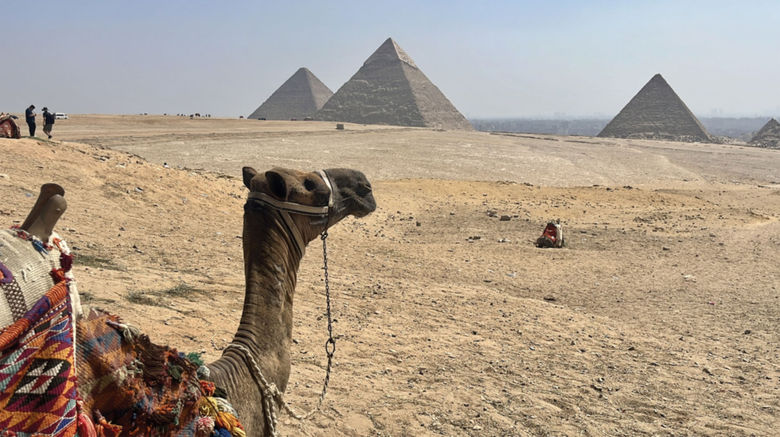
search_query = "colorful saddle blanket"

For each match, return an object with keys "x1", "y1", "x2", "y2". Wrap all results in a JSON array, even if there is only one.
[
  {"x1": 0, "y1": 228, "x2": 81, "y2": 332},
  {"x1": 0, "y1": 228, "x2": 244, "y2": 436}
]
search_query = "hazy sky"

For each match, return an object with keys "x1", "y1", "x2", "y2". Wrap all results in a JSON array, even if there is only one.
[{"x1": 4, "y1": 1, "x2": 779, "y2": 118}]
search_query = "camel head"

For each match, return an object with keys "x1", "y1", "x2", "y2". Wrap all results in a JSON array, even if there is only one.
[{"x1": 242, "y1": 166, "x2": 376, "y2": 246}]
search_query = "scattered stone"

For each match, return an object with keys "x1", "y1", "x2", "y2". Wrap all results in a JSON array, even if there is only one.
[
  {"x1": 134, "y1": 187, "x2": 143, "y2": 192},
  {"x1": 662, "y1": 246, "x2": 670, "y2": 251},
  {"x1": 543, "y1": 296, "x2": 557, "y2": 302},
  {"x1": 487, "y1": 210, "x2": 497, "y2": 217},
  {"x1": 499, "y1": 215, "x2": 511, "y2": 221},
  {"x1": 744, "y1": 329, "x2": 751, "y2": 335}
]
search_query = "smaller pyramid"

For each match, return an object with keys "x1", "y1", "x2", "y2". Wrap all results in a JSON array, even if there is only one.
[
  {"x1": 750, "y1": 118, "x2": 780, "y2": 149},
  {"x1": 316, "y1": 38, "x2": 472, "y2": 130},
  {"x1": 598, "y1": 74, "x2": 711, "y2": 142},
  {"x1": 249, "y1": 68, "x2": 333, "y2": 120}
]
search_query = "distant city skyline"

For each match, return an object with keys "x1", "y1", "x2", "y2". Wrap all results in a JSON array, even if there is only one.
[{"x1": 3, "y1": 1, "x2": 779, "y2": 118}]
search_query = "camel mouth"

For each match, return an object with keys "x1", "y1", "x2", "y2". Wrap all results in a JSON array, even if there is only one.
[{"x1": 352, "y1": 192, "x2": 377, "y2": 217}]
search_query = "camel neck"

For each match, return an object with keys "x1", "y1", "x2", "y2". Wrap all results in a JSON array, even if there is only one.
[{"x1": 208, "y1": 209, "x2": 303, "y2": 393}]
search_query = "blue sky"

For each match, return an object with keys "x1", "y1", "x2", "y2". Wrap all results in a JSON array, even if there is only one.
[{"x1": 3, "y1": 1, "x2": 779, "y2": 118}]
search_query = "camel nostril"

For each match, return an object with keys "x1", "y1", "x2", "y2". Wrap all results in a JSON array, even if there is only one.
[{"x1": 304, "y1": 179, "x2": 316, "y2": 191}]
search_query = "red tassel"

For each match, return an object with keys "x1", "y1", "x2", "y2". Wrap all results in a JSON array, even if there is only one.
[{"x1": 77, "y1": 412, "x2": 97, "y2": 437}]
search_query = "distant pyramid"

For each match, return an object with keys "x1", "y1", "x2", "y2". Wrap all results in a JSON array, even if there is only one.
[
  {"x1": 249, "y1": 67, "x2": 333, "y2": 120},
  {"x1": 598, "y1": 74, "x2": 711, "y2": 142},
  {"x1": 316, "y1": 38, "x2": 472, "y2": 130},
  {"x1": 750, "y1": 118, "x2": 780, "y2": 149}
]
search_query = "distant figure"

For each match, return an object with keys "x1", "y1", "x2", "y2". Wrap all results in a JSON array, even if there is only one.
[
  {"x1": 25, "y1": 105, "x2": 36, "y2": 137},
  {"x1": 42, "y1": 107, "x2": 55, "y2": 139}
]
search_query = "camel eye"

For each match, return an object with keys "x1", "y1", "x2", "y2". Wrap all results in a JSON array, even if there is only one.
[{"x1": 304, "y1": 179, "x2": 316, "y2": 191}]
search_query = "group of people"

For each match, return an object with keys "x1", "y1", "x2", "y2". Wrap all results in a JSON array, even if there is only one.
[{"x1": 24, "y1": 104, "x2": 57, "y2": 139}]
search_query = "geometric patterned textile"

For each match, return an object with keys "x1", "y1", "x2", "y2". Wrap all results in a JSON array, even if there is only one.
[
  {"x1": 0, "y1": 229, "x2": 80, "y2": 332},
  {"x1": 0, "y1": 281, "x2": 77, "y2": 437}
]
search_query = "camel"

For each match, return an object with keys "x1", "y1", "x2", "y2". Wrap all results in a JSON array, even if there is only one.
[
  {"x1": 204, "y1": 166, "x2": 376, "y2": 435},
  {"x1": 1, "y1": 166, "x2": 376, "y2": 436}
]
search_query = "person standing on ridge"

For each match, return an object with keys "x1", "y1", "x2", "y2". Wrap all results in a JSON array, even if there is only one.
[
  {"x1": 25, "y1": 105, "x2": 36, "y2": 137},
  {"x1": 42, "y1": 107, "x2": 55, "y2": 139}
]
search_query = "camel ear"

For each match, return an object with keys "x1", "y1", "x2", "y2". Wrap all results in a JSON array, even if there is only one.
[
  {"x1": 242, "y1": 167, "x2": 258, "y2": 190},
  {"x1": 264, "y1": 170, "x2": 288, "y2": 200}
]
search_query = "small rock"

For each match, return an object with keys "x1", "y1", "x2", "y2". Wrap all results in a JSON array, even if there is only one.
[
  {"x1": 543, "y1": 296, "x2": 557, "y2": 302},
  {"x1": 416, "y1": 221, "x2": 421, "y2": 227},
  {"x1": 662, "y1": 246, "x2": 670, "y2": 251},
  {"x1": 134, "y1": 187, "x2": 143, "y2": 192},
  {"x1": 744, "y1": 329, "x2": 751, "y2": 335},
  {"x1": 500, "y1": 215, "x2": 511, "y2": 221}
]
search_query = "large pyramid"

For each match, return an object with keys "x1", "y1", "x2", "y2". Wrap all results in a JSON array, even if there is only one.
[
  {"x1": 750, "y1": 118, "x2": 780, "y2": 149},
  {"x1": 598, "y1": 74, "x2": 711, "y2": 142},
  {"x1": 316, "y1": 38, "x2": 472, "y2": 130},
  {"x1": 248, "y1": 68, "x2": 333, "y2": 120}
]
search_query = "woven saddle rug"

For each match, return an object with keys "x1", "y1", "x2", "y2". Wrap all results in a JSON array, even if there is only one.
[
  {"x1": 0, "y1": 228, "x2": 81, "y2": 436},
  {"x1": 0, "y1": 228, "x2": 81, "y2": 331}
]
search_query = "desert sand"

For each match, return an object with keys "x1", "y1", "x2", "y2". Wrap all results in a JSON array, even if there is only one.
[{"x1": 1, "y1": 114, "x2": 778, "y2": 436}]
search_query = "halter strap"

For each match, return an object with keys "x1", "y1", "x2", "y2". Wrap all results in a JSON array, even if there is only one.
[
  {"x1": 245, "y1": 170, "x2": 334, "y2": 257},
  {"x1": 247, "y1": 192, "x2": 329, "y2": 216}
]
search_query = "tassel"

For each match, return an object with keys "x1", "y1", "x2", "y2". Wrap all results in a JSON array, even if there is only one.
[
  {"x1": 76, "y1": 400, "x2": 97, "y2": 437},
  {"x1": 194, "y1": 416, "x2": 215, "y2": 437}
]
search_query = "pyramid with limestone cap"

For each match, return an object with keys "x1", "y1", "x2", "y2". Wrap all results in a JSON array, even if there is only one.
[
  {"x1": 316, "y1": 38, "x2": 472, "y2": 130},
  {"x1": 750, "y1": 118, "x2": 780, "y2": 149},
  {"x1": 249, "y1": 67, "x2": 333, "y2": 120},
  {"x1": 598, "y1": 74, "x2": 711, "y2": 142}
]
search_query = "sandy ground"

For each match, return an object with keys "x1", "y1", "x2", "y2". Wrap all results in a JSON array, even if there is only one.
[{"x1": 1, "y1": 115, "x2": 778, "y2": 436}]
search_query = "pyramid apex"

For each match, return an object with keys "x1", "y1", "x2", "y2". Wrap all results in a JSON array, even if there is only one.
[
  {"x1": 649, "y1": 73, "x2": 667, "y2": 83},
  {"x1": 364, "y1": 37, "x2": 417, "y2": 68}
]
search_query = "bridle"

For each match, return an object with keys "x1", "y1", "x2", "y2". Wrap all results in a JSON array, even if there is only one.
[
  {"x1": 245, "y1": 169, "x2": 334, "y2": 257},
  {"x1": 230, "y1": 169, "x2": 337, "y2": 435}
]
